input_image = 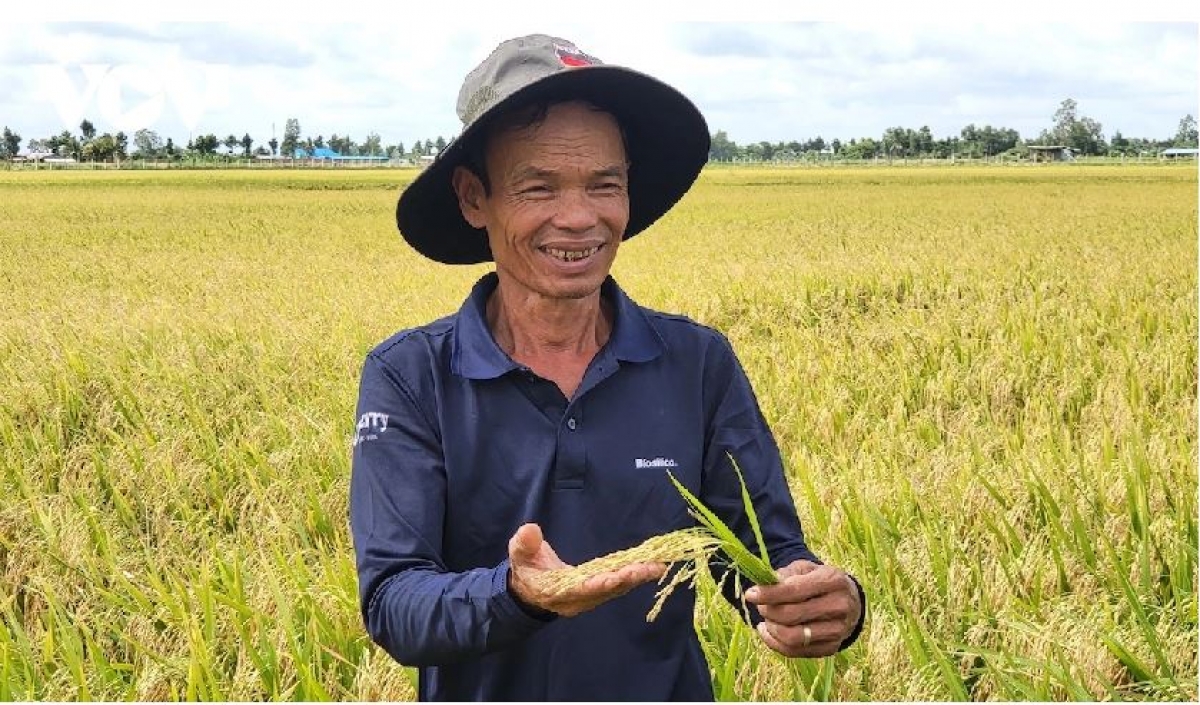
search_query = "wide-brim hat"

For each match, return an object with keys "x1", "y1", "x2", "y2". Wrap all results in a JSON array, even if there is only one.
[{"x1": 396, "y1": 34, "x2": 710, "y2": 264}]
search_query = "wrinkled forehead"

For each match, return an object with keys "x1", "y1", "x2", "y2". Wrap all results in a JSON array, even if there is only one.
[{"x1": 482, "y1": 99, "x2": 630, "y2": 163}]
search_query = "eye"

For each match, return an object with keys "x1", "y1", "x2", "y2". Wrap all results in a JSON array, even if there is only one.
[{"x1": 518, "y1": 184, "x2": 552, "y2": 197}]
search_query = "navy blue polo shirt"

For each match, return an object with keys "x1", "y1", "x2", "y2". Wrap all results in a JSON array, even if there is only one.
[{"x1": 350, "y1": 272, "x2": 857, "y2": 701}]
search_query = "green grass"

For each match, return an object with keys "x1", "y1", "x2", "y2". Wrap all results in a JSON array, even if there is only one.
[{"x1": 0, "y1": 164, "x2": 1195, "y2": 700}]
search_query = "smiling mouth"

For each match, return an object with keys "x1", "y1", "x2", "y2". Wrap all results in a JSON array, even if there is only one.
[{"x1": 540, "y1": 244, "x2": 602, "y2": 262}]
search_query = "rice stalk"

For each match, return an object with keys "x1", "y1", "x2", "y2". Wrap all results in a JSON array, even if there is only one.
[{"x1": 534, "y1": 454, "x2": 782, "y2": 622}]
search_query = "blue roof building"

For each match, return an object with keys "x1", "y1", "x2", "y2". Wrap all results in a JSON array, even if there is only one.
[
  {"x1": 294, "y1": 147, "x2": 342, "y2": 159},
  {"x1": 293, "y1": 146, "x2": 389, "y2": 161}
]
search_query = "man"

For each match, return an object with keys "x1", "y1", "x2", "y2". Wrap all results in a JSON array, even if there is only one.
[{"x1": 350, "y1": 34, "x2": 865, "y2": 701}]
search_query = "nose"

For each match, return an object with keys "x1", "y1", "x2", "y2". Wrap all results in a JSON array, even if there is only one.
[{"x1": 551, "y1": 187, "x2": 599, "y2": 232}]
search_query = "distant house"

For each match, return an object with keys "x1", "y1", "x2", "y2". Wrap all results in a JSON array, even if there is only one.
[
  {"x1": 1028, "y1": 145, "x2": 1073, "y2": 163},
  {"x1": 292, "y1": 146, "x2": 389, "y2": 162},
  {"x1": 294, "y1": 147, "x2": 342, "y2": 159},
  {"x1": 1161, "y1": 147, "x2": 1199, "y2": 159}
]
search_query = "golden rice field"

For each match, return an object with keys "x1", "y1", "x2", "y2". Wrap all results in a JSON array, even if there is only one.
[{"x1": 0, "y1": 164, "x2": 1196, "y2": 701}]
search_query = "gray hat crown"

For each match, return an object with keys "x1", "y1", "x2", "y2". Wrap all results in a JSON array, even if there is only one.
[{"x1": 456, "y1": 35, "x2": 603, "y2": 127}]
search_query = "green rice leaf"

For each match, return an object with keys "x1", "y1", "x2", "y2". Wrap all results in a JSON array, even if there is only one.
[
  {"x1": 728, "y1": 452, "x2": 772, "y2": 568},
  {"x1": 667, "y1": 470, "x2": 778, "y2": 586}
]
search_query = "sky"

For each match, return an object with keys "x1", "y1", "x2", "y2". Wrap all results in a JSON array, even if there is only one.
[{"x1": 2, "y1": 2, "x2": 1198, "y2": 151}]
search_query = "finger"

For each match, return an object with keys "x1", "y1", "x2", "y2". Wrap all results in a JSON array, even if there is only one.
[
  {"x1": 579, "y1": 561, "x2": 667, "y2": 596},
  {"x1": 756, "y1": 619, "x2": 844, "y2": 659},
  {"x1": 767, "y1": 618, "x2": 846, "y2": 650},
  {"x1": 745, "y1": 565, "x2": 844, "y2": 606},
  {"x1": 508, "y1": 523, "x2": 543, "y2": 565},
  {"x1": 618, "y1": 561, "x2": 668, "y2": 583},
  {"x1": 756, "y1": 590, "x2": 855, "y2": 627},
  {"x1": 774, "y1": 560, "x2": 820, "y2": 582}
]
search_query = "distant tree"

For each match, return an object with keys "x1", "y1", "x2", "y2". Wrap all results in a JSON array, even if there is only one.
[
  {"x1": 962, "y1": 124, "x2": 1020, "y2": 157},
  {"x1": 329, "y1": 134, "x2": 348, "y2": 154},
  {"x1": 1050, "y1": 98, "x2": 1078, "y2": 142},
  {"x1": 881, "y1": 126, "x2": 910, "y2": 158},
  {"x1": 914, "y1": 126, "x2": 933, "y2": 156},
  {"x1": 1073, "y1": 117, "x2": 1105, "y2": 155},
  {"x1": 774, "y1": 147, "x2": 798, "y2": 162},
  {"x1": 281, "y1": 118, "x2": 301, "y2": 157},
  {"x1": 80, "y1": 119, "x2": 96, "y2": 141},
  {"x1": 841, "y1": 137, "x2": 879, "y2": 160},
  {"x1": 224, "y1": 134, "x2": 240, "y2": 154},
  {"x1": 363, "y1": 132, "x2": 383, "y2": 156},
  {"x1": 268, "y1": 137, "x2": 278, "y2": 156},
  {"x1": 1109, "y1": 130, "x2": 1129, "y2": 155},
  {"x1": 165, "y1": 137, "x2": 177, "y2": 158},
  {"x1": 133, "y1": 128, "x2": 163, "y2": 157},
  {"x1": 114, "y1": 132, "x2": 128, "y2": 160},
  {"x1": 313, "y1": 135, "x2": 326, "y2": 149},
  {"x1": 193, "y1": 134, "x2": 219, "y2": 156},
  {"x1": 1047, "y1": 98, "x2": 1105, "y2": 155},
  {"x1": 933, "y1": 136, "x2": 961, "y2": 159},
  {"x1": 395, "y1": 141, "x2": 406, "y2": 158},
  {"x1": 434, "y1": 135, "x2": 447, "y2": 154},
  {"x1": 241, "y1": 133, "x2": 253, "y2": 157},
  {"x1": 47, "y1": 130, "x2": 79, "y2": 158},
  {"x1": 708, "y1": 130, "x2": 737, "y2": 161},
  {"x1": 1175, "y1": 114, "x2": 1198, "y2": 147},
  {"x1": 82, "y1": 133, "x2": 117, "y2": 161},
  {"x1": 830, "y1": 138, "x2": 842, "y2": 154},
  {"x1": 1, "y1": 127, "x2": 20, "y2": 159}
]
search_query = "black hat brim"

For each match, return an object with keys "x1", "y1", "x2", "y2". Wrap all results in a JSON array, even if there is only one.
[{"x1": 395, "y1": 65, "x2": 710, "y2": 265}]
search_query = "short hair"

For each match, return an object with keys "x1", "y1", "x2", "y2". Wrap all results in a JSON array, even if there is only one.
[{"x1": 461, "y1": 98, "x2": 630, "y2": 195}]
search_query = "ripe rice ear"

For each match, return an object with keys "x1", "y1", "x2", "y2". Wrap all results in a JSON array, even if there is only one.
[{"x1": 530, "y1": 528, "x2": 722, "y2": 609}]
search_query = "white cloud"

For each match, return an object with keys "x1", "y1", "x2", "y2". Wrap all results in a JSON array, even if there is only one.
[{"x1": 1, "y1": 20, "x2": 1196, "y2": 147}]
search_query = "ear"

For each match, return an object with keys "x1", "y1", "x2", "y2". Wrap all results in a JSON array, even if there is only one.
[{"x1": 452, "y1": 165, "x2": 488, "y2": 229}]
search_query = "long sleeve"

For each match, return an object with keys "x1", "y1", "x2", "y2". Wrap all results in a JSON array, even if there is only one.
[{"x1": 348, "y1": 354, "x2": 551, "y2": 667}]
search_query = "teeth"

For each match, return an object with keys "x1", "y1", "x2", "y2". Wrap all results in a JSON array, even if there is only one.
[{"x1": 544, "y1": 245, "x2": 600, "y2": 262}]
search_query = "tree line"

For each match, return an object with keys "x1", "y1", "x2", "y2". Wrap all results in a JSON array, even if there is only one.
[
  {"x1": 2, "y1": 99, "x2": 1196, "y2": 163},
  {"x1": 709, "y1": 101, "x2": 1197, "y2": 162},
  {"x1": 0, "y1": 116, "x2": 453, "y2": 163}
]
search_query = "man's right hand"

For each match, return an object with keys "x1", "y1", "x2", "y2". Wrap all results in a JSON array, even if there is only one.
[{"x1": 507, "y1": 523, "x2": 666, "y2": 617}]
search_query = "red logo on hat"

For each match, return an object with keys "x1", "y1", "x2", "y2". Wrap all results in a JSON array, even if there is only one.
[{"x1": 555, "y1": 43, "x2": 593, "y2": 67}]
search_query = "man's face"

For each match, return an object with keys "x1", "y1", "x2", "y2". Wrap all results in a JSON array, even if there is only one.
[{"x1": 454, "y1": 101, "x2": 630, "y2": 301}]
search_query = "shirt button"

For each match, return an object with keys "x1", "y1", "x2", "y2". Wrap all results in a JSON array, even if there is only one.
[{"x1": 567, "y1": 417, "x2": 577, "y2": 431}]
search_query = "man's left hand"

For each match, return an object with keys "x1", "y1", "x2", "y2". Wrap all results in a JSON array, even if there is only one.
[{"x1": 744, "y1": 560, "x2": 862, "y2": 658}]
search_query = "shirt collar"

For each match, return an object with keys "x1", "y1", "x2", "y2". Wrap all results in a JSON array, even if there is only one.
[{"x1": 451, "y1": 272, "x2": 665, "y2": 380}]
